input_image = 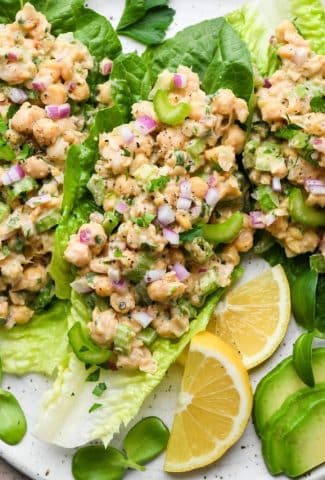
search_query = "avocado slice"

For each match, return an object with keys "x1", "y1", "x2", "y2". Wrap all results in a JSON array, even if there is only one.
[
  {"x1": 254, "y1": 348, "x2": 325, "y2": 435},
  {"x1": 262, "y1": 384, "x2": 325, "y2": 475},
  {"x1": 283, "y1": 395, "x2": 325, "y2": 477}
]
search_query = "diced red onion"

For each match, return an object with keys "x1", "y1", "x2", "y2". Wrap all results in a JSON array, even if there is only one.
[
  {"x1": 249, "y1": 211, "x2": 266, "y2": 229},
  {"x1": 158, "y1": 204, "x2": 175, "y2": 225},
  {"x1": 144, "y1": 269, "x2": 165, "y2": 283},
  {"x1": 8, "y1": 88, "x2": 27, "y2": 104},
  {"x1": 264, "y1": 213, "x2": 276, "y2": 226},
  {"x1": 1, "y1": 164, "x2": 25, "y2": 185},
  {"x1": 107, "y1": 361, "x2": 118, "y2": 371},
  {"x1": 205, "y1": 187, "x2": 219, "y2": 208},
  {"x1": 120, "y1": 125, "x2": 134, "y2": 144},
  {"x1": 198, "y1": 267, "x2": 208, "y2": 273},
  {"x1": 100, "y1": 59, "x2": 113, "y2": 76},
  {"x1": 71, "y1": 278, "x2": 93, "y2": 294},
  {"x1": 163, "y1": 227, "x2": 179, "y2": 245},
  {"x1": 7, "y1": 51, "x2": 18, "y2": 62},
  {"x1": 312, "y1": 137, "x2": 325, "y2": 154},
  {"x1": 176, "y1": 197, "x2": 191, "y2": 211},
  {"x1": 207, "y1": 175, "x2": 217, "y2": 187},
  {"x1": 26, "y1": 194, "x2": 51, "y2": 208},
  {"x1": 115, "y1": 200, "x2": 128, "y2": 214},
  {"x1": 190, "y1": 204, "x2": 201, "y2": 218},
  {"x1": 107, "y1": 266, "x2": 121, "y2": 282},
  {"x1": 79, "y1": 228, "x2": 94, "y2": 245},
  {"x1": 135, "y1": 115, "x2": 157, "y2": 135},
  {"x1": 31, "y1": 79, "x2": 47, "y2": 92},
  {"x1": 179, "y1": 180, "x2": 191, "y2": 199},
  {"x1": 272, "y1": 177, "x2": 282, "y2": 192},
  {"x1": 132, "y1": 311, "x2": 153, "y2": 328},
  {"x1": 172, "y1": 263, "x2": 190, "y2": 281},
  {"x1": 173, "y1": 73, "x2": 187, "y2": 89},
  {"x1": 305, "y1": 179, "x2": 325, "y2": 195},
  {"x1": 112, "y1": 279, "x2": 127, "y2": 292},
  {"x1": 263, "y1": 78, "x2": 272, "y2": 89},
  {"x1": 45, "y1": 103, "x2": 71, "y2": 119}
]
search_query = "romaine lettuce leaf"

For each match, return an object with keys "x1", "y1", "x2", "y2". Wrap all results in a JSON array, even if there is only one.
[
  {"x1": 227, "y1": 0, "x2": 325, "y2": 77},
  {"x1": 35, "y1": 290, "x2": 223, "y2": 447},
  {"x1": 50, "y1": 107, "x2": 124, "y2": 299},
  {"x1": 142, "y1": 17, "x2": 254, "y2": 101},
  {"x1": 0, "y1": 301, "x2": 70, "y2": 376}
]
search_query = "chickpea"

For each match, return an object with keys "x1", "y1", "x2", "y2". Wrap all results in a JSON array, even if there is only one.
[
  {"x1": 64, "y1": 235, "x2": 91, "y2": 267},
  {"x1": 97, "y1": 81, "x2": 112, "y2": 105},
  {"x1": 38, "y1": 60, "x2": 61, "y2": 83},
  {"x1": 11, "y1": 103, "x2": 45, "y2": 134},
  {"x1": 93, "y1": 275, "x2": 113, "y2": 297},
  {"x1": 68, "y1": 77, "x2": 90, "y2": 102},
  {"x1": 89, "y1": 308, "x2": 118, "y2": 346},
  {"x1": 147, "y1": 272, "x2": 186, "y2": 302},
  {"x1": 46, "y1": 137, "x2": 69, "y2": 164},
  {"x1": 233, "y1": 228, "x2": 254, "y2": 253},
  {"x1": 32, "y1": 118, "x2": 60, "y2": 146},
  {"x1": 41, "y1": 84, "x2": 68, "y2": 105},
  {"x1": 60, "y1": 59, "x2": 74, "y2": 81},
  {"x1": 89, "y1": 258, "x2": 109, "y2": 274},
  {"x1": 1, "y1": 257, "x2": 23, "y2": 283},
  {"x1": 110, "y1": 292, "x2": 135, "y2": 313},
  {"x1": 222, "y1": 124, "x2": 246, "y2": 154},
  {"x1": 189, "y1": 177, "x2": 208, "y2": 199},
  {"x1": 9, "y1": 306, "x2": 33, "y2": 325},
  {"x1": 0, "y1": 300, "x2": 8, "y2": 319},
  {"x1": 15, "y1": 265, "x2": 47, "y2": 292},
  {"x1": 24, "y1": 156, "x2": 50, "y2": 179}
]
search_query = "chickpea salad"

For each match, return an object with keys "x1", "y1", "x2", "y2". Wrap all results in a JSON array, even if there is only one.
[{"x1": 0, "y1": 0, "x2": 323, "y2": 471}]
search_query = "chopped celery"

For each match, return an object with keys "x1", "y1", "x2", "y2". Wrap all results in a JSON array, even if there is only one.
[
  {"x1": 125, "y1": 253, "x2": 154, "y2": 283},
  {"x1": 103, "y1": 211, "x2": 120, "y2": 235},
  {"x1": 36, "y1": 210, "x2": 61, "y2": 233},
  {"x1": 256, "y1": 185, "x2": 279, "y2": 212},
  {"x1": 199, "y1": 269, "x2": 220, "y2": 297},
  {"x1": 0, "y1": 202, "x2": 10, "y2": 223},
  {"x1": 176, "y1": 298, "x2": 197, "y2": 319},
  {"x1": 10, "y1": 177, "x2": 37, "y2": 199},
  {"x1": 255, "y1": 142, "x2": 285, "y2": 173},
  {"x1": 0, "y1": 144, "x2": 15, "y2": 162},
  {"x1": 114, "y1": 323, "x2": 134, "y2": 354},
  {"x1": 310, "y1": 254, "x2": 325, "y2": 273},
  {"x1": 186, "y1": 138, "x2": 205, "y2": 158},
  {"x1": 137, "y1": 327, "x2": 157, "y2": 347},
  {"x1": 87, "y1": 174, "x2": 105, "y2": 206},
  {"x1": 153, "y1": 90, "x2": 191, "y2": 126},
  {"x1": 184, "y1": 236, "x2": 213, "y2": 264}
]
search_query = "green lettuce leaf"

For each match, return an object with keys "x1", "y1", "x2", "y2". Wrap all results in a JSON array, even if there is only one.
[
  {"x1": 50, "y1": 107, "x2": 124, "y2": 299},
  {"x1": 117, "y1": 0, "x2": 175, "y2": 45},
  {"x1": 0, "y1": 1, "x2": 121, "y2": 62},
  {"x1": 35, "y1": 290, "x2": 223, "y2": 447},
  {"x1": 0, "y1": 301, "x2": 70, "y2": 376},
  {"x1": 227, "y1": 0, "x2": 325, "y2": 77},
  {"x1": 111, "y1": 53, "x2": 151, "y2": 119},
  {"x1": 142, "y1": 17, "x2": 253, "y2": 101}
]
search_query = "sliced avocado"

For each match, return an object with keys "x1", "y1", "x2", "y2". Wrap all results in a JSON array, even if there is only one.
[
  {"x1": 254, "y1": 348, "x2": 325, "y2": 435},
  {"x1": 262, "y1": 384, "x2": 325, "y2": 476},
  {"x1": 262, "y1": 384, "x2": 325, "y2": 475},
  {"x1": 283, "y1": 395, "x2": 325, "y2": 477}
]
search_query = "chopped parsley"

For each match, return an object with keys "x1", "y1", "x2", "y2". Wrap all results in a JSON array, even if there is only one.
[
  {"x1": 18, "y1": 144, "x2": 32, "y2": 160},
  {"x1": 180, "y1": 227, "x2": 202, "y2": 243},
  {"x1": 175, "y1": 150, "x2": 185, "y2": 166},
  {"x1": 88, "y1": 403, "x2": 102, "y2": 413},
  {"x1": 133, "y1": 213, "x2": 156, "y2": 227},
  {"x1": 92, "y1": 382, "x2": 107, "y2": 397},
  {"x1": 147, "y1": 176, "x2": 170, "y2": 193},
  {"x1": 275, "y1": 124, "x2": 301, "y2": 140},
  {"x1": 114, "y1": 248, "x2": 123, "y2": 258},
  {"x1": 86, "y1": 368, "x2": 100, "y2": 382},
  {"x1": 122, "y1": 148, "x2": 131, "y2": 157},
  {"x1": 310, "y1": 95, "x2": 325, "y2": 113}
]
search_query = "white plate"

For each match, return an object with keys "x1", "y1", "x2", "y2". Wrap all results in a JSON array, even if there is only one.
[{"x1": 1, "y1": 1, "x2": 325, "y2": 479}]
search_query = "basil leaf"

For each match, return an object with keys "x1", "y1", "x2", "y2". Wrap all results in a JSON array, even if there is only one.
[
  {"x1": 293, "y1": 332, "x2": 315, "y2": 387},
  {"x1": 0, "y1": 389, "x2": 27, "y2": 445},
  {"x1": 72, "y1": 445, "x2": 127, "y2": 480},
  {"x1": 310, "y1": 95, "x2": 325, "y2": 113},
  {"x1": 291, "y1": 270, "x2": 318, "y2": 330},
  {"x1": 123, "y1": 416, "x2": 169, "y2": 465}
]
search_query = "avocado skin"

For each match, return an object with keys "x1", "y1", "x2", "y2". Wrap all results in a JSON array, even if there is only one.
[
  {"x1": 254, "y1": 348, "x2": 325, "y2": 435},
  {"x1": 261, "y1": 384, "x2": 325, "y2": 475}
]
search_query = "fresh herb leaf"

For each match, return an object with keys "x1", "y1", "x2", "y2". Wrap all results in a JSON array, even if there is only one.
[
  {"x1": 117, "y1": 0, "x2": 175, "y2": 45},
  {"x1": 180, "y1": 227, "x2": 202, "y2": 243},
  {"x1": 114, "y1": 248, "x2": 123, "y2": 258},
  {"x1": 310, "y1": 95, "x2": 325, "y2": 113},
  {"x1": 88, "y1": 403, "x2": 102, "y2": 413},
  {"x1": 92, "y1": 382, "x2": 107, "y2": 397},
  {"x1": 133, "y1": 213, "x2": 156, "y2": 227},
  {"x1": 86, "y1": 368, "x2": 100, "y2": 382},
  {"x1": 146, "y1": 175, "x2": 169, "y2": 192},
  {"x1": 275, "y1": 124, "x2": 302, "y2": 140},
  {"x1": 17, "y1": 144, "x2": 31, "y2": 160},
  {"x1": 256, "y1": 185, "x2": 279, "y2": 212},
  {"x1": 293, "y1": 332, "x2": 315, "y2": 387}
]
